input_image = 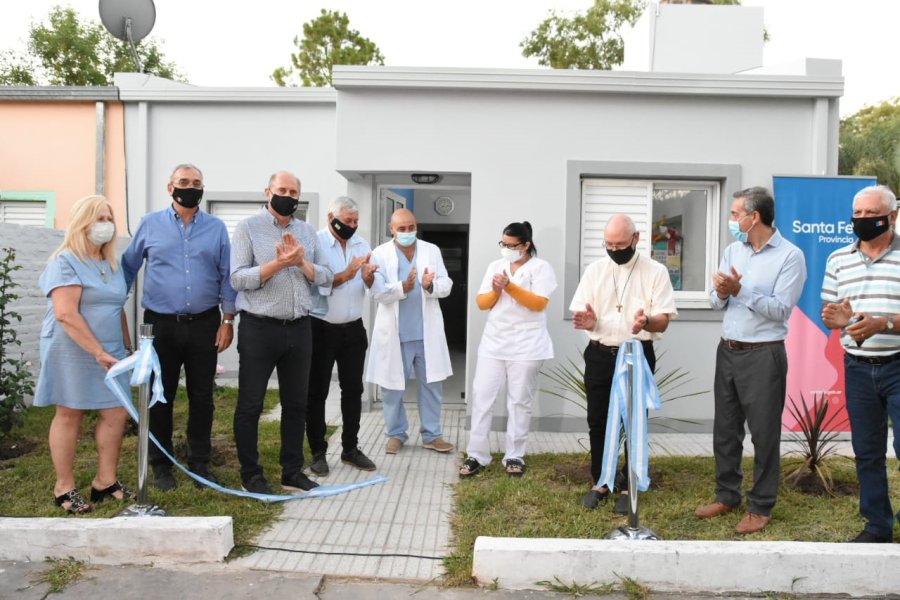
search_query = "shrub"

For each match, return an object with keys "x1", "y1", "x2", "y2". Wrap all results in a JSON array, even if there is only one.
[{"x1": 0, "y1": 247, "x2": 35, "y2": 440}]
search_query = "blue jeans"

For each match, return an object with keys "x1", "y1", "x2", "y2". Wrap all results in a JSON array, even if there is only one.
[
  {"x1": 844, "y1": 355, "x2": 900, "y2": 538},
  {"x1": 381, "y1": 339, "x2": 444, "y2": 444}
]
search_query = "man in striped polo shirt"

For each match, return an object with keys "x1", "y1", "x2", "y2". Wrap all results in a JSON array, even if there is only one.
[{"x1": 822, "y1": 184, "x2": 900, "y2": 544}]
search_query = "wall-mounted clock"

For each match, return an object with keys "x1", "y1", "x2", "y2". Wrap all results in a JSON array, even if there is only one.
[{"x1": 434, "y1": 196, "x2": 455, "y2": 216}]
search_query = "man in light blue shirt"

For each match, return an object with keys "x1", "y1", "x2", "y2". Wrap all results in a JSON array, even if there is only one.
[
  {"x1": 306, "y1": 197, "x2": 377, "y2": 476},
  {"x1": 122, "y1": 163, "x2": 237, "y2": 491},
  {"x1": 695, "y1": 187, "x2": 806, "y2": 534}
]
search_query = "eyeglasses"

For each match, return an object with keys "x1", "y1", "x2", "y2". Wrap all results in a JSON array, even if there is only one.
[
  {"x1": 172, "y1": 178, "x2": 203, "y2": 189},
  {"x1": 498, "y1": 241, "x2": 523, "y2": 249}
]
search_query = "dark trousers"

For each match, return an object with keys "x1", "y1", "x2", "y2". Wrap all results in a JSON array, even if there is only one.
[
  {"x1": 712, "y1": 341, "x2": 787, "y2": 516},
  {"x1": 584, "y1": 340, "x2": 656, "y2": 488},
  {"x1": 305, "y1": 317, "x2": 368, "y2": 456},
  {"x1": 844, "y1": 355, "x2": 900, "y2": 538},
  {"x1": 234, "y1": 313, "x2": 312, "y2": 480},
  {"x1": 144, "y1": 308, "x2": 219, "y2": 470}
]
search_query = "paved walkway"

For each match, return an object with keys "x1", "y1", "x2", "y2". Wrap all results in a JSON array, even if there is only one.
[{"x1": 233, "y1": 383, "x2": 860, "y2": 581}]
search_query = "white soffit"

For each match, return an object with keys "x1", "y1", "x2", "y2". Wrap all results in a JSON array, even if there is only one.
[{"x1": 332, "y1": 66, "x2": 843, "y2": 99}]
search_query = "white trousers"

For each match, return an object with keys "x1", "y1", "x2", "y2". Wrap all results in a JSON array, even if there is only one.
[{"x1": 466, "y1": 356, "x2": 543, "y2": 466}]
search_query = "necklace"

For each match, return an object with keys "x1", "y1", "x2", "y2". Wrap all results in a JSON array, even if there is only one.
[
  {"x1": 91, "y1": 258, "x2": 109, "y2": 283},
  {"x1": 612, "y1": 255, "x2": 638, "y2": 312}
]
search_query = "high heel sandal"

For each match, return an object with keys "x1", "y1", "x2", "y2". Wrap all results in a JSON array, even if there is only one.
[
  {"x1": 90, "y1": 480, "x2": 135, "y2": 503},
  {"x1": 55, "y1": 489, "x2": 92, "y2": 514}
]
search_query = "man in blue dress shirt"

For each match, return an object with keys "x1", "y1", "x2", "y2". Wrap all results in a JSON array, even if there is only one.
[
  {"x1": 122, "y1": 163, "x2": 237, "y2": 490},
  {"x1": 694, "y1": 187, "x2": 806, "y2": 534},
  {"x1": 230, "y1": 170, "x2": 333, "y2": 494},
  {"x1": 306, "y1": 196, "x2": 377, "y2": 476}
]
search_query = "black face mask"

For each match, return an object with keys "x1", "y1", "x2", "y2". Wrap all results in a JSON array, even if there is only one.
[
  {"x1": 331, "y1": 217, "x2": 357, "y2": 240},
  {"x1": 852, "y1": 214, "x2": 892, "y2": 242},
  {"x1": 172, "y1": 187, "x2": 203, "y2": 209},
  {"x1": 270, "y1": 193, "x2": 299, "y2": 217},
  {"x1": 607, "y1": 246, "x2": 636, "y2": 265}
]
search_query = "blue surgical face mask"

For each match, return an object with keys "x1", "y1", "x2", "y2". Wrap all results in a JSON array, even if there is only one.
[
  {"x1": 729, "y1": 215, "x2": 753, "y2": 243},
  {"x1": 395, "y1": 231, "x2": 417, "y2": 247}
]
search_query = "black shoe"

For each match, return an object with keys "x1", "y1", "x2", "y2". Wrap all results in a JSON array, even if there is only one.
[
  {"x1": 310, "y1": 453, "x2": 330, "y2": 476},
  {"x1": 580, "y1": 487, "x2": 611, "y2": 510},
  {"x1": 241, "y1": 473, "x2": 273, "y2": 495},
  {"x1": 849, "y1": 529, "x2": 892, "y2": 543},
  {"x1": 614, "y1": 492, "x2": 630, "y2": 516},
  {"x1": 341, "y1": 448, "x2": 376, "y2": 471},
  {"x1": 191, "y1": 464, "x2": 220, "y2": 489},
  {"x1": 153, "y1": 466, "x2": 176, "y2": 492},
  {"x1": 281, "y1": 471, "x2": 320, "y2": 492}
]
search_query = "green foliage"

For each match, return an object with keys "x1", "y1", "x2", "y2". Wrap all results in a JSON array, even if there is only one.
[
  {"x1": 783, "y1": 393, "x2": 851, "y2": 494},
  {"x1": 272, "y1": 9, "x2": 384, "y2": 87},
  {"x1": 0, "y1": 5, "x2": 182, "y2": 86},
  {"x1": 30, "y1": 557, "x2": 90, "y2": 594},
  {"x1": 839, "y1": 97, "x2": 900, "y2": 193},
  {"x1": 537, "y1": 575, "x2": 615, "y2": 596},
  {"x1": 521, "y1": 0, "x2": 744, "y2": 70},
  {"x1": 0, "y1": 247, "x2": 34, "y2": 440}
]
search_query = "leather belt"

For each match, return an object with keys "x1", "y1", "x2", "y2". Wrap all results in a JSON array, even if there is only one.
[
  {"x1": 846, "y1": 352, "x2": 900, "y2": 366},
  {"x1": 720, "y1": 338, "x2": 783, "y2": 351},
  {"x1": 589, "y1": 339, "x2": 653, "y2": 356},
  {"x1": 145, "y1": 307, "x2": 219, "y2": 322},
  {"x1": 240, "y1": 310, "x2": 306, "y2": 326}
]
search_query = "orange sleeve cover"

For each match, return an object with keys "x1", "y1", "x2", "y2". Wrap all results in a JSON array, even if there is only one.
[
  {"x1": 505, "y1": 282, "x2": 549, "y2": 312},
  {"x1": 476, "y1": 291, "x2": 500, "y2": 310}
]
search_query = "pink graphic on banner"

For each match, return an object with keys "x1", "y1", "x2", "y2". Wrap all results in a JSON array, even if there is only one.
[{"x1": 784, "y1": 309, "x2": 848, "y2": 431}]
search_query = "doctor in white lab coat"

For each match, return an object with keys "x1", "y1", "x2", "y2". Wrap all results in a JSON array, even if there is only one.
[{"x1": 365, "y1": 208, "x2": 454, "y2": 454}]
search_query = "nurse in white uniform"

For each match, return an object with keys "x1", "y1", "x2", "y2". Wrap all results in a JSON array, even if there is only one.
[{"x1": 459, "y1": 222, "x2": 557, "y2": 478}]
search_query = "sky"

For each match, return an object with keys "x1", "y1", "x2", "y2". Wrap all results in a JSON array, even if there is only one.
[{"x1": 1, "y1": 0, "x2": 896, "y2": 116}]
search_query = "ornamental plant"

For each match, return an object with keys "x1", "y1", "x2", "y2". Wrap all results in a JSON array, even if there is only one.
[{"x1": 0, "y1": 247, "x2": 34, "y2": 440}]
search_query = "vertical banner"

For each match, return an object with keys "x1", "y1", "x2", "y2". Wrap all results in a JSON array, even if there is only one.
[{"x1": 774, "y1": 176, "x2": 876, "y2": 431}]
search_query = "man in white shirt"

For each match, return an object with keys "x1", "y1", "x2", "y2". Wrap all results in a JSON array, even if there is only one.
[
  {"x1": 306, "y1": 197, "x2": 377, "y2": 475},
  {"x1": 570, "y1": 214, "x2": 678, "y2": 513}
]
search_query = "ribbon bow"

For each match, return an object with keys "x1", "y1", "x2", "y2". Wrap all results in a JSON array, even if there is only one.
[
  {"x1": 597, "y1": 339, "x2": 661, "y2": 493},
  {"x1": 104, "y1": 337, "x2": 387, "y2": 502}
]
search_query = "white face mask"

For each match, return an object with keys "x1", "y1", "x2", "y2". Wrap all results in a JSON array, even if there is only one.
[
  {"x1": 500, "y1": 247, "x2": 522, "y2": 262},
  {"x1": 89, "y1": 222, "x2": 115, "y2": 245}
]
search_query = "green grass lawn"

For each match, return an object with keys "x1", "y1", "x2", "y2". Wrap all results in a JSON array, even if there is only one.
[
  {"x1": 444, "y1": 451, "x2": 900, "y2": 586},
  {"x1": 0, "y1": 386, "x2": 328, "y2": 554}
]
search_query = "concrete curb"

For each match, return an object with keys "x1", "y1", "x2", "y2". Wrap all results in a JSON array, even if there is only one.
[
  {"x1": 472, "y1": 536, "x2": 900, "y2": 597},
  {"x1": 0, "y1": 516, "x2": 234, "y2": 565}
]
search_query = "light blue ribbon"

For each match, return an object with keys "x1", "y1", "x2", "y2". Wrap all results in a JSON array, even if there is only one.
[
  {"x1": 596, "y1": 339, "x2": 661, "y2": 493},
  {"x1": 104, "y1": 338, "x2": 387, "y2": 502}
]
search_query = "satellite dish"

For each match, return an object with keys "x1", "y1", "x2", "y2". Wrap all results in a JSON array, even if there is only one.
[{"x1": 99, "y1": 0, "x2": 156, "y2": 73}]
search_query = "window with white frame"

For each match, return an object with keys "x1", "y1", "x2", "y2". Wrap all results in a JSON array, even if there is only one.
[
  {"x1": 581, "y1": 178, "x2": 720, "y2": 304},
  {"x1": 208, "y1": 200, "x2": 309, "y2": 238},
  {"x1": 0, "y1": 200, "x2": 47, "y2": 226}
]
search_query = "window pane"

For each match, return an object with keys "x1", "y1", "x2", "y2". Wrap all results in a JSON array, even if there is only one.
[{"x1": 651, "y1": 186, "x2": 708, "y2": 292}]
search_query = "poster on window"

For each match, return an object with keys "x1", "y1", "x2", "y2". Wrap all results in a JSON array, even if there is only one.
[{"x1": 773, "y1": 175, "x2": 877, "y2": 432}]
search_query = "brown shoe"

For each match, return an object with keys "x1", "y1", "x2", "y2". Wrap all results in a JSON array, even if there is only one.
[
  {"x1": 423, "y1": 437, "x2": 454, "y2": 453},
  {"x1": 694, "y1": 502, "x2": 735, "y2": 519},
  {"x1": 735, "y1": 512, "x2": 772, "y2": 534},
  {"x1": 385, "y1": 437, "x2": 403, "y2": 454}
]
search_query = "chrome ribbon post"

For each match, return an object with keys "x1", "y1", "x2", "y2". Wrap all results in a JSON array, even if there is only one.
[
  {"x1": 606, "y1": 342, "x2": 659, "y2": 541},
  {"x1": 120, "y1": 323, "x2": 166, "y2": 517}
]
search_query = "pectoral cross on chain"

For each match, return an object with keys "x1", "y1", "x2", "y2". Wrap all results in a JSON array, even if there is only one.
[{"x1": 616, "y1": 304, "x2": 622, "y2": 312}]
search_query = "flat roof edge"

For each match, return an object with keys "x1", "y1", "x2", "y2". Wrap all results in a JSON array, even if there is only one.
[
  {"x1": 331, "y1": 67, "x2": 843, "y2": 98},
  {"x1": 0, "y1": 86, "x2": 119, "y2": 101},
  {"x1": 116, "y1": 88, "x2": 337, "y2": 103}
]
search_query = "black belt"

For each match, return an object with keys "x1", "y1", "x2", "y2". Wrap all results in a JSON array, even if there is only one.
[
  {"x1": 846, "y1": 352, "x2": 900, "y2": 366},
  {"x1": 589, "y1": 340, "x2": 652, "y2": 356},
  {"x1": 313, "y1": 317, "x2": 362, "y2": 329},
  {"x1": 720, "y1": 338, "x2": 783, "y2": 351},
  {"x1": 240, "y1": 310, "x2": 306, "y2": 326},
  {"x1": 145, "y1": 307, "x2": 219, "y2": 322}
]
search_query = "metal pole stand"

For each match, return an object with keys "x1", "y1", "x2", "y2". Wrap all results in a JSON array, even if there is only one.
[
  {"x1": 606, "y1": 343, "x2": 659, "y2": 541},
  {"x1": 120, "y1": 323, "x2": 167, "y2": 517}
]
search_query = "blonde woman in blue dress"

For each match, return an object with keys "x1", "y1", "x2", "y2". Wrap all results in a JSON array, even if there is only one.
[
  {"x1": 33, "y1": 195, "x2": 134, "y2": 514},
  {"x1": 460, "y1": 222, "x2": 556, "y2": 478}
]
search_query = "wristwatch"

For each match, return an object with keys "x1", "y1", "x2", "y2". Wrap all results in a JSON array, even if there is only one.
[
  {"x1": 885, "y1": 316, "x2": 894, "y2": 332},
  {"x1": 222, "y1": 319, "x2": 234, "y2": 326}
]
